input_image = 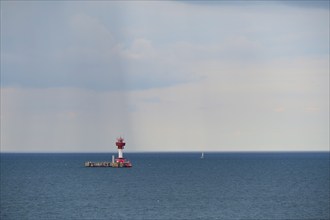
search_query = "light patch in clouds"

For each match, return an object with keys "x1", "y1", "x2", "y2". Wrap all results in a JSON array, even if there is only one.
[
  {"x1": 306, "y1": 107, "x2": 321, "y2": 113},
  {"x1": 274, "y1": 107, "x2": 286, "y2": 113}
]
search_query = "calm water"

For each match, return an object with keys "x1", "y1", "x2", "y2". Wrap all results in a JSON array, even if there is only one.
[{"x1": 1, "y1": 152, "x2": 329, "y2": 219}]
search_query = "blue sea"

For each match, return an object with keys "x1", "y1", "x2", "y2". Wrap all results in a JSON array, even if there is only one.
[{"x1": 1, "y1": 152, "x2": 329, "y2": 219}]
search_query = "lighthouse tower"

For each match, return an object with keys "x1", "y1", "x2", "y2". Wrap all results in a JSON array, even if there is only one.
[
  {"x1": 112, "y1": 137, "x2": 132, "y2": 167},
  {"x1": 116, "y1": 137, "x2": 125, "y2": 159}
]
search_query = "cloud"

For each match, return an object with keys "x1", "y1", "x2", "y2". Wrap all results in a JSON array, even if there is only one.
[
  {"x1": 122, "y1": 38, "x2": 156, "y2": 60},
  {"x1": 2, "y1": 1, "x2": 328, "y2": 91},
  {"x1": 279, "y1": 1, "x2": 329, "y2": 9},
  {"x1": 179, "y1": 0, "x2": 330, "y2": 10},
  {"x1": 0, "y1": 87, "x2": 133, "y2": 152},
  {"x1": 1, "y1": 1, "x2": 329, "y2": 152},
  {"x1": 70, "y1": 13, "x2": 114, "y2": 42},
  {"x1": 1, "y1": 8, "x2": 197, "y2": 91}
]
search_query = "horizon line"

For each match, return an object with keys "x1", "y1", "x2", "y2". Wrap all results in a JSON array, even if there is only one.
[{"x1": 1, "y1": 150, "x2": 329, "y2": 154}]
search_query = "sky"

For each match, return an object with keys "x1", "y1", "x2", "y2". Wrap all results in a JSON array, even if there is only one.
[{"x1": 1, "y1": 1, "x2": 329, "y2": 152}]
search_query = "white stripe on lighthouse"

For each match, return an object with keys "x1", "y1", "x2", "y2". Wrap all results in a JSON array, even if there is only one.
[{"x1": 118, "y1": 149, "x2": 123, "y2": 158}]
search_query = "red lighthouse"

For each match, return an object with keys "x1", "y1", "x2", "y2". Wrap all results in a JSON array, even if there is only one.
[
  {"x1": 114, "y1": 137, "x2": 132, "y2": 167},
  {"x1": 116, "y1": 137, "x2": 125, "y2": 159}
]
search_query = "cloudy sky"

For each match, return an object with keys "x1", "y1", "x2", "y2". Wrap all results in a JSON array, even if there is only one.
[{"x1": 1, "y1": 1, "x2": 329, "y2": 152}]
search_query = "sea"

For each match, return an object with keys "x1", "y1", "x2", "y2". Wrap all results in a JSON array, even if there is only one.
[{"x1": 1, "y1": 152, "x2": 329, "y2": 220}]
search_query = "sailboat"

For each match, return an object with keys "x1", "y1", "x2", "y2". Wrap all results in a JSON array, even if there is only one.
[{"x1": 201, "y1": 152, "x2": 204, "y2": 159}]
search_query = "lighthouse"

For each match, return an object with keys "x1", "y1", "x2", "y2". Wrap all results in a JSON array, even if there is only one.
[
  {"x1": 84, "y1": 137, "x2": 132, "y2": 168},
  {"x1": 116, "y1": 137, "x2": 125, "y2": 159},
  {"x1": 112, "y1": 137, "x2": 132, "y2": 167}
]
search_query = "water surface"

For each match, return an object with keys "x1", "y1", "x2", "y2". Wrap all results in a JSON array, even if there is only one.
[{"x1": 1, "y1": 152, "x2": 329, "y2": 219}]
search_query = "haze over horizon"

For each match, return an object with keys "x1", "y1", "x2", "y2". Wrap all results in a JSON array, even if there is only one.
[{"x1": 1, "y1": 1, "x2": 329, "y2": 152}]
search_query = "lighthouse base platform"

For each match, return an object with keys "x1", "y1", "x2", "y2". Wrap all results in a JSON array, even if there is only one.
[{"x1": 84, "y1": 160, "x2": 132, "y2": 168}]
